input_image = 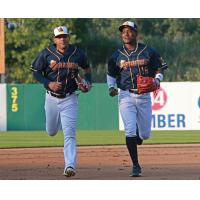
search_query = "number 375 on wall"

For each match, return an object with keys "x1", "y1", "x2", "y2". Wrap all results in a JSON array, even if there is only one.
[{"x1": 11, "y1": 87, "x2": 18, "y2": 112}]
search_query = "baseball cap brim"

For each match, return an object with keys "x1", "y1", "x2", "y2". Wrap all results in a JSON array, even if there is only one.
[{"x1": 54, "y1": 33, "x2": 68, "y2": 38}]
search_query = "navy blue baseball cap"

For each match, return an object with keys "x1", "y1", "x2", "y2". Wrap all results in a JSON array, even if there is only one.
[{"x1": 119, "y1": 21, "x2": 138, "y2": 32}]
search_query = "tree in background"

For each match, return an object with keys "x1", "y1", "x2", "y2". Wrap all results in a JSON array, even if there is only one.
[
  {"x1": 137, "y1": 18, "x2": 200, "y2": 81},
  {"x1": 5, "y1": 18, "x2": 200, "y2": 83}
]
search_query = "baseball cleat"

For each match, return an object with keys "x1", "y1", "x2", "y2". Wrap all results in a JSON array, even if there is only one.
[
  {"x1": 63, "y1": 167, "x2": 76, "y2": 177},
  {"x1": 129, "y1": 164, "x2": 142, "y2": 177}
]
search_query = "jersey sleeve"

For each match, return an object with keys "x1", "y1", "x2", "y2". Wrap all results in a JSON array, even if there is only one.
[
  {"x1": 30, "y1": 51, "x2": 50, "y2": 89},
  {"x1": 107, "y1": 52, "x2": 120, "y2": 78},
  {"x1": 78, "y1": 50, "x2": 90, "y2": 69},
  {"x1": 31, "y1": 51, "x2": 47, "y2": 71},
  {"x1": 149, "y1": 48, "x2": 168, "y2": 73},
  {"x1": 75, "y1": 49, "x2": 92, "y2": 84}
]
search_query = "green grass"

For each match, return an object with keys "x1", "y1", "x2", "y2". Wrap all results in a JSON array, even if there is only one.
[{"x1": 0, "y1": 130, "x2": 200, "y2": 148}]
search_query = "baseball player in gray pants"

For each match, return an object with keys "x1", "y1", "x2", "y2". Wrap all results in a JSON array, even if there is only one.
[
  {"x1": 107, "y1": 21, "x2": 167, "y2": 177},
  {"x1": 31, "y1": 26, "x2": 92, "y2": 177}
]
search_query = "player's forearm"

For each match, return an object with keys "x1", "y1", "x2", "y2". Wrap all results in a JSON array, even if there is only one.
[
  {"x1": 84, "y1": 67, "x2": 92, "y2": 84},
  {"x1": 155, "y1": 73, "x2": 164, "y2": 82},
  {"x1": 107, "y1": 74, "x2": 116, "y2": 89},
  {"x1": 156, "y1": 59, "x2": 168, "y2": 81},
  {"x1": 33, "y1": 71, "x2": 50, "y2": 89}
]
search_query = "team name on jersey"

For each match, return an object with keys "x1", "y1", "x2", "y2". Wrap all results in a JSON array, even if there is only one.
[
  {"x1": 50, "y1": 60, "x2": 78, "y2": 70},
  {"x1": 120, "y1": 59, "x2": 149, "y2": 69}
]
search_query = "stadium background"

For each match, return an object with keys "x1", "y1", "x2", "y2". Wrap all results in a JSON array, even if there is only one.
[
  {"x1": 0, "y1": 18, "x2": 200, "y2": 133},
  {"x1": 0, "y1": 3, "x2": 199, "y2": 200}
]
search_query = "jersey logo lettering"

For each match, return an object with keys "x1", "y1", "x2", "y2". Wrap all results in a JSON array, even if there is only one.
[
  {"x1": 50, "y1": 60, "x2": 78, "y2": 70},
  {"x1": 120, "y1": 59, "x2": 149, "y2": 69}
]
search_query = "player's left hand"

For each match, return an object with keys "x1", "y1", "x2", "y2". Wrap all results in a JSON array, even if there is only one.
[
  {"x1": 109, "y1": 87, "x2": 118, "y2": 97},
  {"x1": 137, "y1": 76, "x2": 160, "y2": 94},
  {"x1": 77, "y1": 79, "x2": 91, "y2": 93}
]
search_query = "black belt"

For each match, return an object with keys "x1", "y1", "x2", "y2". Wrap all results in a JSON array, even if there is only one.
[
  {"x1": 129, "y1": 89, "x2": 139, "y2": 94},
  {"x1": 47, "y1": 91, "x2": 71, "y2": 99}
]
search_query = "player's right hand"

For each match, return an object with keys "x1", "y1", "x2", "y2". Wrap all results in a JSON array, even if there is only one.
[
  {"x1": 109, "y1": 87, "x2": 118, "y2": 97},
  {"x1": 48, "y1": 82, "x2": 62, "y2": 92}
]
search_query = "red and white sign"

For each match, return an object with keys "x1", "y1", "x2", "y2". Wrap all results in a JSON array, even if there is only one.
[{"x1": 151, "y1": 87, "x2": 167, "y2": 111}]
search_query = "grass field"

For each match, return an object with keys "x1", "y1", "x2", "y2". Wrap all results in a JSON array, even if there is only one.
[{"x1": 0, "y1": 130, "x2": 200, "y2": 148}]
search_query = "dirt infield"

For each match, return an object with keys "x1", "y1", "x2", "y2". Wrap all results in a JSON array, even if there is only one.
[{"x1": 0, "y1": 144, "x2": 200, "y2": 180}]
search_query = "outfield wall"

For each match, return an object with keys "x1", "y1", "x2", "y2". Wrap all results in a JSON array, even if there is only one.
[
  {"x1": 7, "y1": 84, "x2": 46, "y2": 130},
  {"x1": 6, "y1": 83, "x2": 118, "y2": 130},
  {"x1": 0, "y1": 83, "x2": 200, "y2": 131}
]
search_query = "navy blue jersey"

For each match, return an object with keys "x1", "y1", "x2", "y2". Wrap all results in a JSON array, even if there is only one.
[
  {"x1": 31, "y1": 44, "x2": 89, "y2": 94},
  {"x1": 107, "y1": 42, "x2": 167, "y2": 90}
]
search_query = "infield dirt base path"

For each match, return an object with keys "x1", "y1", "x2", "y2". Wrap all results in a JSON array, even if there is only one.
[{"x1": 0, "y1": 144, "x2": 200, "y2": 180}]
